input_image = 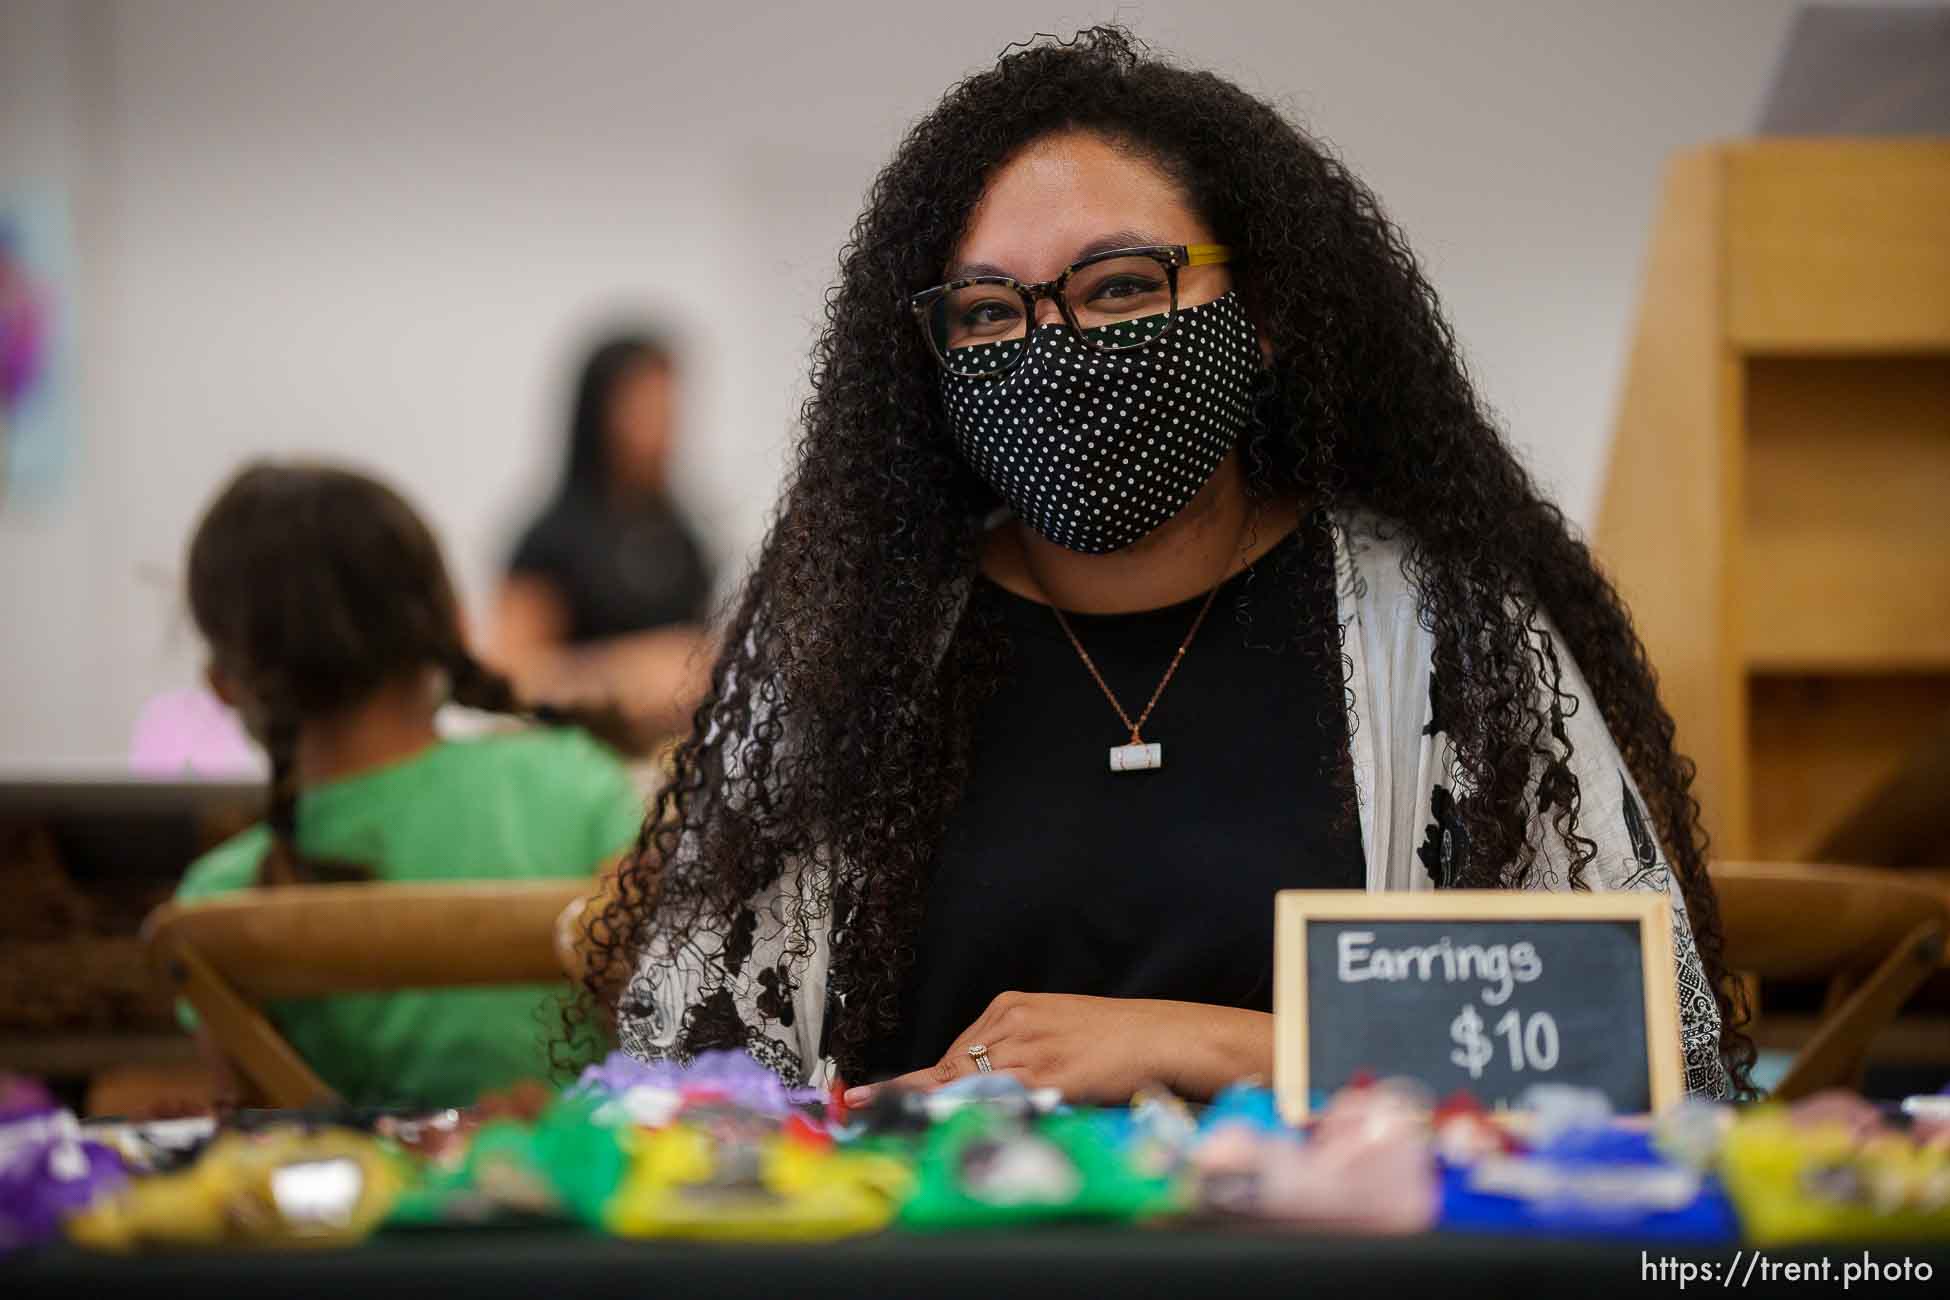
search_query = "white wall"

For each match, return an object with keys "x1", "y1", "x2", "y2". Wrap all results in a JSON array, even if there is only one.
[{"x1": 1, "y1": 0, "x2": 1809, "y2": 768}]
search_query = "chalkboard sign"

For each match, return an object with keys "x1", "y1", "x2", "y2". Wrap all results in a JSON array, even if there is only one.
[{"x1": 1273, "y1": 891, "x2": 1681, "y2": 1120}]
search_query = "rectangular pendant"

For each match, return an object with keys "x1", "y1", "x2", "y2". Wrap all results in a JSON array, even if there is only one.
[{"x1": 1109, "y1": 742, "x2": 1162, "y2": 773}]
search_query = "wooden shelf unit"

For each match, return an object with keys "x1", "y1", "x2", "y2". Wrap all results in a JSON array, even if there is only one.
[{"x1": 1597, "y1": 140, "x2": 1950, "y2": 865}]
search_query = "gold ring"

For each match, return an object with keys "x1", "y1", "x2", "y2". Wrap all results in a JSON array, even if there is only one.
[{"x1": 967, "y1": 1043, "x2": 993, "y2": 1073}]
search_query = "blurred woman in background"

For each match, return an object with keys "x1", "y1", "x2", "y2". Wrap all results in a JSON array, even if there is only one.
[
  {"x1": 180, "y1": 462, "x2": 643, "y2": 1108},
  {"x1": 495, "y1": 332, "x2": 716, "y2": 745}
]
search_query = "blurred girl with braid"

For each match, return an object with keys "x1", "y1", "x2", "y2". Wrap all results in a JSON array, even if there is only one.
[{"x1": 173, "y1": 461, "x2": 644, "y2": 1108}]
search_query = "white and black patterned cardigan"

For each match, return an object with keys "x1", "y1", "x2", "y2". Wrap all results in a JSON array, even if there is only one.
[{"x1": 619, "y1": 512, "x2": 1732, "y2": 1100}]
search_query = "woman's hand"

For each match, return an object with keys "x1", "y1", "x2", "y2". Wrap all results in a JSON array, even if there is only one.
[{"x1": 842, "y1": 993, "x2": 1273, "y2": 1107}]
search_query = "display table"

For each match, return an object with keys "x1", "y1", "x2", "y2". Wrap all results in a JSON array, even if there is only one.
[{"x1": 9, "y1": 1228, "x2": 1948, "y2": 1299}]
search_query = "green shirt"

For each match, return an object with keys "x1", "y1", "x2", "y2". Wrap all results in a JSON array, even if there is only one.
[{"x1": 175, "y1": 729, "x2": 643, "y2": 1109}]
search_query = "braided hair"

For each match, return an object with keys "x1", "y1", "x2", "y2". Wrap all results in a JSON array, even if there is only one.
[{"x1": 187, "y1": 460, "x2": 632, "y2": 884}]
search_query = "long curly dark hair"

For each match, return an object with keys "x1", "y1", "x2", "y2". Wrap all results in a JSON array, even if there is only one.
[{"x1": 578, "y1": 28, "x2": 1753, "y2": 1092}]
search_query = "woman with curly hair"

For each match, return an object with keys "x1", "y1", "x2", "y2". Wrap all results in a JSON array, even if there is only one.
[{"x1": 584, "y1": 28, "x2": 1751, "y2": 1104}]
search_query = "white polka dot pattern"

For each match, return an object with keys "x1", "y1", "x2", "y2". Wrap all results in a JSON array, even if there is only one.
[{"x1": 941, "y1": 291, "x2": 1262, "y2": 555}]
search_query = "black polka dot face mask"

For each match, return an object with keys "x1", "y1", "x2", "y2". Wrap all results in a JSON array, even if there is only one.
[{"x1": 941, "y1": 291, "x2": 1261, "y2": 555}]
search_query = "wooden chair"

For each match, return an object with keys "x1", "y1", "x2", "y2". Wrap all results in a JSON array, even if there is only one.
[
  {"x1": 551, "y1": 871, "x2": 645, "y2": 989},
  {"x1": 1711, "y1": 861, "x2": 1949, "y2": 1100},
  {"x1": 143, "y1": 879, "x2": 597, "y2": 1109},
  {"x1": 554, "y1": 893, "x2": 594, "y2": 983}
]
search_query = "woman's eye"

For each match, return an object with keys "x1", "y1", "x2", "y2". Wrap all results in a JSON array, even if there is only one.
[
  {"x1": 957, "y1": 300, "x2": 1022, "y2": 331},
  {"x1": 1086, "y1": 274, "x2": 1164, "y2": 303}
]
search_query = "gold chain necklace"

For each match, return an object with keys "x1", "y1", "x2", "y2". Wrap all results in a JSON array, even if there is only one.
[{"x1": 1049, "y1": 580, "x2": 1224, "y2": 773}]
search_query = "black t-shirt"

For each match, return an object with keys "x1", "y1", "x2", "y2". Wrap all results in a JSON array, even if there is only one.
[
  {"x1": 509, "y1": 493, "x2": 712, "y2": 644},
  {"x1": 862, "y1": 521, "x2": 1364, "y2": 1079}
]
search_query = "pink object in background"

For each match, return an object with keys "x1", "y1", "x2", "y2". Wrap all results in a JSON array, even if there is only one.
[{"x1": 127, "y1": 688, "x2": 260, "y2": 778}]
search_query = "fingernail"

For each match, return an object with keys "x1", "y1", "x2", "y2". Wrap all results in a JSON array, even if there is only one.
[{"x1": 843, "y1": 1086, "x2": 873, "y2": 1107}]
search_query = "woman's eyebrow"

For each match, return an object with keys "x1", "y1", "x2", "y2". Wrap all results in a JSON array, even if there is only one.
[{"x1": 946, "y1": 229, "x2": 1166, "y2": 281}]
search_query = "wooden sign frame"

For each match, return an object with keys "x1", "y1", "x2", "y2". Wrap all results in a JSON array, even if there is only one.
[{"x1": 1272, "y1": 890, "x2": 1682, "y2": 1122}]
